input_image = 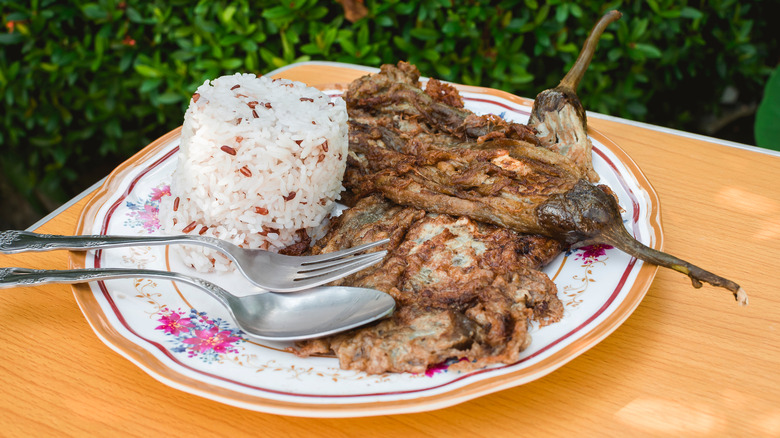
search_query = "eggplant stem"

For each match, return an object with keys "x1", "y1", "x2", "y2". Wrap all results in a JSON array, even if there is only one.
[
  {"x1": 596, "y1": 223, "x2": 748, "y2": 306},
  {"x1": 559, "y1": 10, "x2": 623, "y2": 93}
]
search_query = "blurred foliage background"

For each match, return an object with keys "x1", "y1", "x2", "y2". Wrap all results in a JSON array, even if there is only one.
[{"x1": 1, "y1": 0, "x2": 778, "y2": 229}]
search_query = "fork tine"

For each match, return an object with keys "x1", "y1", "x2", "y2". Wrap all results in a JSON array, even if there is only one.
[
  {"x1": 296, "y1": 250, "x2": 388, "y2": 273},
  {"x1": 296, "y1": 238, "x2": 390, "y2": 265},
  {"x1": 293, "y1": 252, "x2": 386, "y2": 283},
  {"x1": 294, "y1": 251, "x2": 387, "y2": 279}
]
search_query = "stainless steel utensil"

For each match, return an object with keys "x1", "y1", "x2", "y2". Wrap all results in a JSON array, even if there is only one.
[
  {"x1": 0, "y1": 231, "x2": 389, "y2": 292},
  {"x1": 0, "y1": 267, "x2": 395, "y2": 341}
]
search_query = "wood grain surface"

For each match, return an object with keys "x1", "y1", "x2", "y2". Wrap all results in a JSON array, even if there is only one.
[{"x1": 0, "y1": 63, "x2": 778, "y2": 437}]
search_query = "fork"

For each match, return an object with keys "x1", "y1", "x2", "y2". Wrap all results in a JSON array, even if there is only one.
[{"x1": 0, "y1": 230, "x2": 388, "y2": 292}]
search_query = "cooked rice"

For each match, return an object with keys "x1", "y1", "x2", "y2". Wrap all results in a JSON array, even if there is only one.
[{"x1": 158, "y1": 73, "x2": 348, "y2": 272}]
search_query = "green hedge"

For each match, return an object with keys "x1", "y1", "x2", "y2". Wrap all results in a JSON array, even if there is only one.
[{"x1": 1, "y1": 0, "x2": 776, "y2": 215}]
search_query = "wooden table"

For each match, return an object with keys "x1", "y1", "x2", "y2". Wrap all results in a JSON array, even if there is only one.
[{"x1": 1, "y1": 62, "x2": 778, "y2": 436}]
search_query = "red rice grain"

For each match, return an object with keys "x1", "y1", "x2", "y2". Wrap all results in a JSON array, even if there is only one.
[
  {"x1": 182, "y1": 221, "x2": 197, "y2": 233},
  {"x1": 221, "y1": 145, "x2": 237, "y2": 155}
]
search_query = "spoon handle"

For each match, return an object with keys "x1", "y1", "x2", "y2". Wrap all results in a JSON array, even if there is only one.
[
  {"x1": 0, "y1": 266, "x2": 173, "y2": 286},
  {"x1": 0, "y1": 267, "x2": 233, "y2": 307},
  {"x1": 0, "y1": 230, "x2": 230, "y2": 254}
]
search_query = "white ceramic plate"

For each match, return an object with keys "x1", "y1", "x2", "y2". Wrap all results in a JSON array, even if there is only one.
[{"x1": 71, "y1": 73, "x2": 661, "y2": 417}]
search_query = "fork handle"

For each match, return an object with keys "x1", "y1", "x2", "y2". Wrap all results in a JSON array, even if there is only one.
[{"x1": 0, "y1": 230, "x2": 232, "y2": 255}]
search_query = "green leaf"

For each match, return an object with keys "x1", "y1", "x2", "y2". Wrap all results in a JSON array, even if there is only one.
[
  {"x1": 218, "y1": 34, "x2": 245, "y2": 46},
  {"x1": 555, "y1": 5, "x2": 568, "y2": 23},
  {"x1": 755, "y1": 67, "x2": 780, "y2": 150},
  {"x1": 357, "y1": 24, "x2": 369, "y2": 47},
  {"x1": 194, "y1": 59, "x2": 220, "y2": 70},
  {"x1": 376, "y1": 16, "x2": 394, "y2": 27},
  {"x1": 409, "y1": 28, "x2": 439, "y2": 41},
  {"x1": 632, "y1": 43, "x2": 662, "y2": 58},
  {"x1": 0, "y1": 33, "x2": 24, "y2": 45},
  {"x1": 393, "y1": 36, "x2": 413, "y2": 51},
  {"x1": 6, "y1": 12, "x2": 29, "y2": 21},
  {"x1": 40, "y1": 62, "x2": 59, "y2": 72},
  {"x1": 125, "y1": 7, "x2": 144, "y2": 23},
  {"x1": 134, "y1": 64, "x2": 163, "y2": 78},
  {"x1": 421, "y1": 49, "x2": 440, "y2": 62},
  {"x1": 680, "y1": 7, "x2": 703, "y2": 20},
  {"x1": 81, "y1": 3, "x2": 108, "y2": 20},
  {"x1": 339, "y1": 36, "x2": 357, "y2": 55},
  {"x1": 220, "y1": 5, "x2": 237, "y2": 24},
  {"x1": 220, "y1": 58, "x2": 243, "y2": 70},
  {"x1": 630, "y1": 18, "x2": 649, "y2": 41},
  {"x1": 119, "y1": 53, "x2": 134, "y2": 72},
  {"x1": 140, "y1": 79, "x2": 162, "y2": 93},
  {"x1": 171, "y1": 50, "x2": 195, "y2": 61},
  {"x1": 442, "y1": 20, "x2": 460, "y2": 35},
  {"x1": 300, "y1": 43, "x2": 321, "y2": 55},
  {"x1": 262, "y1": 6, "x2": 292, "y2": 20},
  {"x1": 157, "y1": 92, "x2": 182, "y2": 105},
  {"x1": 395, "y1": 3, "x2": 416, "y2": 14},
  {"x1": 308, "y1": 6, "x2": 328, "y2": 20}
]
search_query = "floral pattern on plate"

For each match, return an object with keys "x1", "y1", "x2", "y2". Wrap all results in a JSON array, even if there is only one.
[
  {"x1": 123, "y1": 184, "x2": 170, "y2": 233},
  {"x1": 156, "y1": 308, "x2": 245, "y2": 362}
]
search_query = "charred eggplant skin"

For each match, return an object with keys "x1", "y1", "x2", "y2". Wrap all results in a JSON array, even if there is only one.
[{"x1": 535, "y1": 179, "x2": 618, "y2": 246}]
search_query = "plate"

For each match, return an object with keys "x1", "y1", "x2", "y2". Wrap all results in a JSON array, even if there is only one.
[{"x1": 70, "y1": 64, "x2": 662, "y2": 417}]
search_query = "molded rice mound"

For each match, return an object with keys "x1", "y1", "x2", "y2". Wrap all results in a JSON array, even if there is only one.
[{"x1": 159, "y1": 73, "x2": 348, "y2": 272}]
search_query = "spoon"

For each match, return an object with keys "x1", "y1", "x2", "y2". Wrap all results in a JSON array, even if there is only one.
[{"x1": 0, "y1": 267, "x2": 395, "y2": 341}]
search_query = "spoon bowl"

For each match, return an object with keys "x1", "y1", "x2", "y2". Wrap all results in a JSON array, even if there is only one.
[
  {"x1": 228, "y1": 285, "x2": 396, "y2": 341},
  {"x1": 0, "y1": 267, "x2": 395, "y2": 341}
]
